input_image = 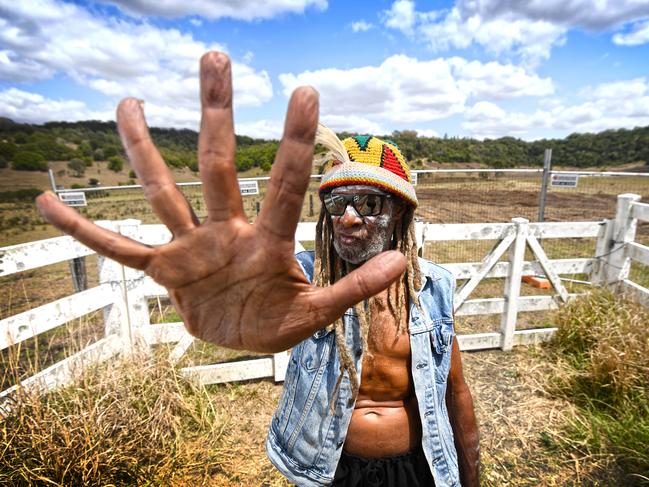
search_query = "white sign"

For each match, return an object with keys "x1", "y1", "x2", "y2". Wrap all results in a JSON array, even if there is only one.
[
  {"x1": 551, "y1": 174, "x2": 579, "y2": 188},
  {"x1": 58, "y1": 192, "x2": 87, "y2": 207},
  {"x1": 411, "y1": 172, "x2": 418, "y2": 186},
  {"x1": 238, "y1": 180, "x2": 259, "y2": 196}
]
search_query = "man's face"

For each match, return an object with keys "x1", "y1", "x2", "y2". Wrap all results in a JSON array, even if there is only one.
[{"x1": 326, "y1": 185, "x2": 401, "y2": 265}]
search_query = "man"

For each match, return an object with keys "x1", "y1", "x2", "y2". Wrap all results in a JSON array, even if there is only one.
[
  {"x1": 35, "y1": 52, "x2": 479, "y2": 486},
  {"x1": 266, "y1": 133, "x2": 479, "y2": 486}
]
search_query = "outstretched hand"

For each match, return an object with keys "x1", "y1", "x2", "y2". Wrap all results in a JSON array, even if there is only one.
[{"x1": 36, "y1": 52, "x2": 407, "y2": 353}]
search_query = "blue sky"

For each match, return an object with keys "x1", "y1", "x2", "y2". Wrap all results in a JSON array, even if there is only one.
[{"x1": 1, "y1": 0, "x2": 649, "y2": 141}]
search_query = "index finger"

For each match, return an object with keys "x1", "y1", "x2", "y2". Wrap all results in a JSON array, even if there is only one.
[{"x1": 256, "y1": 86, "x2": 319, "y2": 241}]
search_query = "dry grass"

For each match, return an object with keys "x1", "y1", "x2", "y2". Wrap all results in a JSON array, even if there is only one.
[{"x1": 0, "y1": 354, "x2": 227, "y2": 486}]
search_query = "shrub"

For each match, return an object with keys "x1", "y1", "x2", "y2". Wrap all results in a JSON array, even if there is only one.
[
  {"x1": 0, "y1": 188, "x2": 42, "y2": 202},
  {"x1": 12, "y1": 151, "x2": 48, "y2": 171},
  {"x1": 88, "y1": 178, "x2": 100, "y2": 187},
  {"x1": 107, "y1": 155, "x2": 124, "y2": 172},
  {"x1": 67, "y1": 158, "x2": 86, "y2": 177},
  {"x1": 93, "y1": 148, "x2": 104, "y2": 161},
  {"x1": 129, "y1": 169, "x2": 136, "y2": 178}
]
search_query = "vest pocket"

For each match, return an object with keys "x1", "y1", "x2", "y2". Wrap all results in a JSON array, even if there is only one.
[
  {"x1": 430, "y1": 321, "x2": 454, "y2": 384},
  {"x1": 300, "y1": 328, "x2": 334, "y2": 371}
]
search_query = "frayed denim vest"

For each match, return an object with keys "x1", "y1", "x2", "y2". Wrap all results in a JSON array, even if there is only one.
[{"x1": 266, "y1": 251, "x2": 460, "y2": 486}]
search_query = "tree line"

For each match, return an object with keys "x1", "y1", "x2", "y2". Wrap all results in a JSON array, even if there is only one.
[{"x1": 1, "y1": 117, "x2": 647, "y2": 175}]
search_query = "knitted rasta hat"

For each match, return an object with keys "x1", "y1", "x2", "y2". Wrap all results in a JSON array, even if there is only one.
[{"x1": 318, "y1": 134, "x2": 418, "y2": 207}]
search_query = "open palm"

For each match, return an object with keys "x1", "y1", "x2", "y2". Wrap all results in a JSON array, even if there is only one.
[{"x1": 36, "y1": 52, "x2": 406, "y2": 353}]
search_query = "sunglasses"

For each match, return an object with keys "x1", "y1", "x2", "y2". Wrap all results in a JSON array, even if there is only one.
[{"x1": 323, "y1": 192, "x2": 392, "y2": 217}]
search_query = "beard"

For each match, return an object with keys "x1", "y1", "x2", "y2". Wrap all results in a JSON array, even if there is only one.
[{"x1": 333, "y1": 213, "x2": 393, "y2": 265}]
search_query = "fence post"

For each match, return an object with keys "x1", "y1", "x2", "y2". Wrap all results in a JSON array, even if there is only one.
[
  {"x1": 590, "y1": 219, "x2": 614, "y2": 286},
  {"x1": 500, "y1": 217, "x2": 528, "y2": 351},
  {"x1": 117, "y1": 219, "x2": 151, "y2": 353},
  {"x1": 537, "y1": 149, "x2": 552, "y2": 222},
  {"x1": 97, "y1": 219, "x2": 150, "y2": 356},
  {"x1": 603, "y1": 194, "x2": 641, "y2": 287},
  {"x1": 273, "y1": 351, "x2": 290, "y2": 382},
  {"x1": 97, "y1": 221, "x2": 131, "y2": 353}
]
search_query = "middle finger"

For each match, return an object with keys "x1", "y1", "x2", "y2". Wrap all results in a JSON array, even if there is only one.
[{"x1": 117, "y1": 98, "x2": 199, "y2": 236}]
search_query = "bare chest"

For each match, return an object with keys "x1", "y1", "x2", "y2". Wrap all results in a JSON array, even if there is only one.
[{"x1": 357, "y1": 298, "x2": 412, "y2": 400}]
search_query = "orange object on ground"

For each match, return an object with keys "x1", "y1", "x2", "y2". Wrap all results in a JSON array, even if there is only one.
[{"x1": 522, "y1": 275, "x2": 551, "y2": 289}]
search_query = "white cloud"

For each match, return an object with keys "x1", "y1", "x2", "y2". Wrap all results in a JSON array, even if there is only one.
[
  {"x1": 462, "y1": 78, "x2": 649, "y2": 138},
  {"x1": 100, "y1": 0, "x2": 328, "y2": 20},
  {"x1": 279, "y1": 54, "x2": 552, "y2": 132},
  {"x1": 463, "y1": 101, "x2": 549, "y2": 138},
  {"x1": 0, "y1": 0, "x2": 272, "y2": 115},
  {"x1": 189, "y1": 18, "x2": 202, "y2": 26},
  {"x1": 382, "y1": 0, "x2": 649, "y2": 66},
  {"x1": 280, "y1": 55, "x2": 466, "y2": 124},
  {"x1": 0, "y1": 88, "x2": 113, "y2": 124},
  {"x1": 415, "y1": 128, "x2": 439, "y2": 138},
  {"x1": 449, "y1": 58, "x2": 554, "y2": 99},
  {"x1": 234, "y1": 119, "x2": 283, "y2": 139},
  {"x1": 613, "y1": 19, "x2": 649, "y2": 45},
  {"x1": 320, "y1": 115, "x2": 384, "y2": 134},
  {"x1": 350, "y1": 20, "x2": 373, "y2": 32},
  {"x1": 382, "y1": 0, "x2": 417, "y2": 36},
  {"x1": 457, "y1": 0, "x2": 649, "y2": 31}
]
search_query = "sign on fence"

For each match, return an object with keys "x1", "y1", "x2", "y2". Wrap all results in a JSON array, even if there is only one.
[
  {"x1": 551, "y1": 174, "x2": 579, "y2": 188},
  {"x1": 238, "y1": 180, "x2": 259, "y2": 196},
  {"x1": 411, "y1": 172, "x2": 418, "y2": 186},
  {"x1": 58, "y1": 192, "x2": 87, "y2": 207}
]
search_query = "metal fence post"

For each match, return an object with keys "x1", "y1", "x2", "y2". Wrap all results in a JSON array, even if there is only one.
[
  {"x1": 500, "y1": 217, "x2": 528, "y2": 351},
  {"x1": 537, "y1": 149, "x2": 552, "y2": 222},
  {"x1": 603, "y1": 194, "x2": 641, "y2": 287}
]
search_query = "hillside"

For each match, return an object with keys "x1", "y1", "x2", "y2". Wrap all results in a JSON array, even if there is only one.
[{"x1": 0, "y1": 119, "x2": 648, "y2": 192}]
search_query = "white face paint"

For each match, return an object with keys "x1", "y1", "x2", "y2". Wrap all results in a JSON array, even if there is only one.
[{"x1": 329, "y1": 185, "x2": 398, "y2": 265}]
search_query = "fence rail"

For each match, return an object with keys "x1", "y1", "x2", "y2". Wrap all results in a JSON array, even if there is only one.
[{"x1": 1, "y1": 194, "x2": 648, "y2": 403}]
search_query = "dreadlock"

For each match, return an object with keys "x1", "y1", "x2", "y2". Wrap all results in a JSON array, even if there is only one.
[{"x1": 313, "y1": 203, "x2": 422, "y2": 404}]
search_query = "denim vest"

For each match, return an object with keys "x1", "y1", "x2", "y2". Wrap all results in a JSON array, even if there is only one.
[{"x1": 266, "y1": 251, "x2": 460, "y2": 486}]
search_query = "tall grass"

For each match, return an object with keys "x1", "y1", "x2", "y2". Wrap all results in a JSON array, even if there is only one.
[
  {"x1": 0, "y1": 355, "x2": 225, "y2": 485},
  {"x1": 545, "y1": 289, "x2": 649, "y2": 484}
]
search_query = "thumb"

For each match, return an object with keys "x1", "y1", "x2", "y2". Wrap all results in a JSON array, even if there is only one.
[{"x1": 314, "y1": 250, "x2": 407, "y2": 323}]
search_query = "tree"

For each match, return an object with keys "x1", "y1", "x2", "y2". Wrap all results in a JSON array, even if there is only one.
[
  {"x1": 68, "y1": 158, "x2": 86, "y2": 177},
  {"x1": 12, "y1": 151, "x2": 48, "y2": 171},
  {"x1": 107, "y1": 155, "x2": 124, "y2": 172}
]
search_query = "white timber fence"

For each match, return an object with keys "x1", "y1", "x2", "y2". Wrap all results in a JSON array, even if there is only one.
[{"x1": 1, "y1": 193, "x2": 648, "y2": 402}]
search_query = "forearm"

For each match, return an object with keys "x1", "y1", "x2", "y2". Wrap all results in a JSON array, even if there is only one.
[{"x1": 448, "y1": 383, "x2": 480, "y2": 486}]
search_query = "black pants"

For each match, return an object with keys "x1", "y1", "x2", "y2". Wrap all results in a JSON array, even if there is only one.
[{"x1": 332, "y1": 447, "x2": 434, "y2": 487}]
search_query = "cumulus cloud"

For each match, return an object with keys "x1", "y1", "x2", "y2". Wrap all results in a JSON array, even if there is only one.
[
  {"x1": 350, "y1": 20, "x2": 373, "y2": 32},
  {"x1": 462, "y1": 78, "x2": 649, "y2": 138},
  {"x1": 414, "y1": 128, "x2": 439, "y2": 138},
  {"x1": 382, "y1": 0, "x2": 649, "y2": 66},
  {"x1": 0, "y1": 0, "x2": 272, "y2": 115},
  {"x1": 100, "y1": 0, "x2": 327, "y2": 20},
  {"x1": 234, "y1": 119, "x2": 283, "y2": 140},
  {"x1": 0, "y1": 88, "x2": 113, "y2": 124},
  {"x1": 382, "y1": 0, "x2": 417, "y2": 35},
  {"x1": 613, "y1": 19, "x2": 649, "y2": 45},
  {"x1": 321, "y1": 115, "x2": 385, "y2": 134},
  {"x1": 279, "y1": 54, "x2": 552, "y2": 131}
]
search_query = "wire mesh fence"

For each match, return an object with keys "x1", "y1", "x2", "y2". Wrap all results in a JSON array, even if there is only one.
[{"x1": 54, "y1": 169, "x2": 649, "y2": 267}]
